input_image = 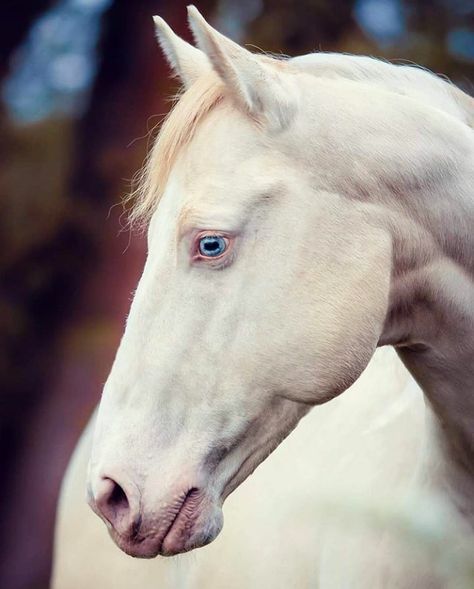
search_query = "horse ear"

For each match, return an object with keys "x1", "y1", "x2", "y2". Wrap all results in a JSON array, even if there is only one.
[
  {"x1": 187, "y1": 5, "x2": 295, "y2": 129},
  {"x1": 153, "y1": 15, "x2": 211, "y2": 89}
]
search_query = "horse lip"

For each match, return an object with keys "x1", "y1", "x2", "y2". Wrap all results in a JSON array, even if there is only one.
[
  {"x1": 112, "y1": 532, "x2": 161, "y2": 559},
  {"x1": 109, "y1": 487, "x2": 200, "y2": 558},
  {"x1": 161, "y1": 487, "x2": 202, "y2": 555}
]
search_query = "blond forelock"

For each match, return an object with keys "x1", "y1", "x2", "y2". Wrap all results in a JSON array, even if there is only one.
[{"x1": 127, "y1": 73, "x2": 226, "y2": 229}]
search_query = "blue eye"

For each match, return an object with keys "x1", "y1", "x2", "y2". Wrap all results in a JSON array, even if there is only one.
[{"x1": 198, "y1": 235, "x2": 227, "y2": 257}]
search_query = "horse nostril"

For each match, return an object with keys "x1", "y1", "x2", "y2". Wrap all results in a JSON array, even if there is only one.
[
  {"x1": 91, "y1": 476, "x2": 138, "y2": 537},
  {"x1": 107, "y1": 479, "x2": 129, "y2": 511}
]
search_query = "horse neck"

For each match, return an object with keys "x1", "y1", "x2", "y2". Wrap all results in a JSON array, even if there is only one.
[
  {"x1": 400, "y1": 345, "x2": 474, "y2": 517},
  {"x1": 380, "y1": 114, "x2": 474, "y2": 521}
]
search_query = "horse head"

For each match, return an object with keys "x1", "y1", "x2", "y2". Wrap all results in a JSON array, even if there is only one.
[{"x1": 87, "y1": 5, "x2": 401, "y2": 558}]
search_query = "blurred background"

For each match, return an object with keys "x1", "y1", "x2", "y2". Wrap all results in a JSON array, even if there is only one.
[{"x1": 0, "y1": 1, "x2": 473, "y2": 587}]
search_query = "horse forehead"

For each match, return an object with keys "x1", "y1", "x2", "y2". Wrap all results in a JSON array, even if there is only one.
[{"x1": 182, "y1": 106, "x2": 272, "y2": 177}]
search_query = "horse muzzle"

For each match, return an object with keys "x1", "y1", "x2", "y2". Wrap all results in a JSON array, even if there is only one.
[{"x1": 87, "y1": 474, "x2": 223, "y2": 557}]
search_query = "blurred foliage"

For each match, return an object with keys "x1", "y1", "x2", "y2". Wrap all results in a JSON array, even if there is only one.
[
  {"x1": 0, "y1": 114, "x2": 93, "y2": 460},
  {"x1": 1, "y1": 120, "x2": 72, "y2": 266},
  {"x1": 244, "y1": 0, "x2": 473, "y2": 88},
  {"x1": 248, "y1": 0, "x2": 357, "y2": 53},
  {"x1": 3, "y1": 0, "x2": 114, "y2": 124}
]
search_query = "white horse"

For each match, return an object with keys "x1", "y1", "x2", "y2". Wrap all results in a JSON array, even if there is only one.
[{"x1": 52, "y1": 6, "x2": 474, "y2": 588}]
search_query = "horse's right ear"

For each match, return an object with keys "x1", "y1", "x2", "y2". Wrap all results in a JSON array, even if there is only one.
[{"x1": 153, "y1": 16, "x2": 211, "y2": 89}]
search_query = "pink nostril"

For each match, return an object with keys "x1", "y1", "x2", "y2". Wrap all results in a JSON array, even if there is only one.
[
  {"x1": 91, "y1": 477, "x2": 138, "y2": 538},
  {"x1": 107, "y1": 479, "x2": 129, "y2": 512}
]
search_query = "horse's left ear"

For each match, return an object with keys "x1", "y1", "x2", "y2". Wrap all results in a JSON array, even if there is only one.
[
  {"x1": 153, "y1": 15, "x2": 211, "y2": 89},
  {"x1": 187, "y1": 5, "x2": 295, "y2": 130}
]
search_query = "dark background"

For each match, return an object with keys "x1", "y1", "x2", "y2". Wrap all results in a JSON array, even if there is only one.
[{"x1": 1, "y1": 1, "x2": 473, "y2": 587}]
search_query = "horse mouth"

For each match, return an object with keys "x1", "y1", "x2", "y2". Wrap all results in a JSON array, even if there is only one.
[
  {"x1": 109, "y1": 488, "x2": 216, "y2": 558},
  {"x1": 160, "y1": 487, "x2": 204, "y2": 556}
]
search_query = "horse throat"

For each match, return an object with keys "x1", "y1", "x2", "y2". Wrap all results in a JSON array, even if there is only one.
[
  {"x1": 381, "y1": 222, "x2": 474, "y2": 523},
  {"x1": 400, "y1": 340, "x2": 474, "y2": 521}
]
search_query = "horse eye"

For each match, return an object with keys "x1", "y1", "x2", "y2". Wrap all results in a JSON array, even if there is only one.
[{"x1": 198, "y1": 235, "x2": 227, "y2": 257}]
